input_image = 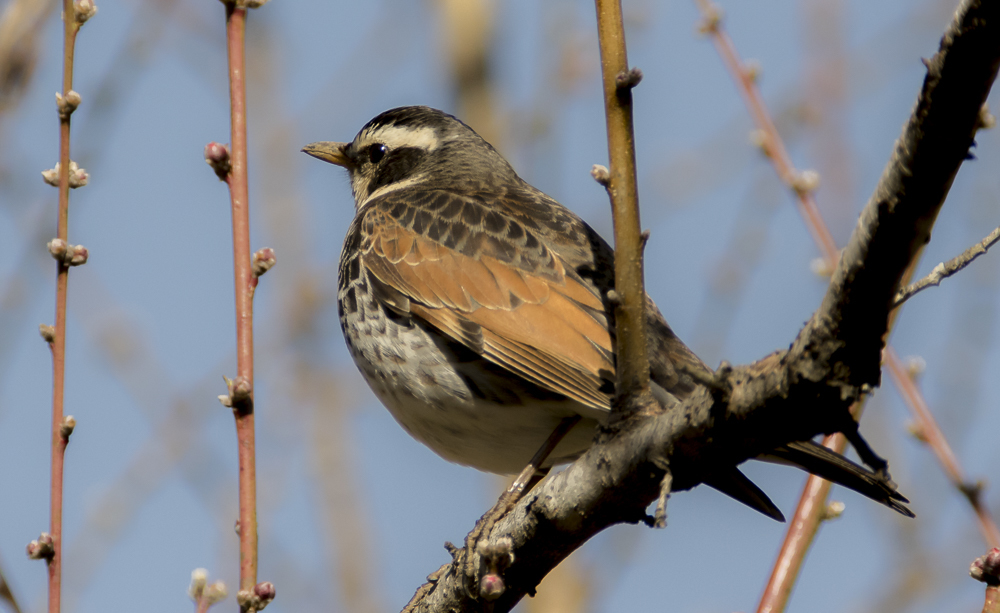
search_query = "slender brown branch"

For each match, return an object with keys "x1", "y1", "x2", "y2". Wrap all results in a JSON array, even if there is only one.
[
  {"x1": 893, "y1": 223, "x2": 1000, "y2": 307},
  {"x1": 594, "y1": 0, "x2": 651, "y2": 412},
  {"x1": 217, "y1": 4, "x2": 276, "y2": 609},
  {"x1": 222, "y1": 1, "x2": 258, "y2": 604},
  {"x1": 41, "y1": 1, "x2": 92, "y2": 612},
  {"x1": 885, "y1": 348, "x2": 1000, "y2": 547}
]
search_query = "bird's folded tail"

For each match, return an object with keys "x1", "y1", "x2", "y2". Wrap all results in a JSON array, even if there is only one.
[
  {"x1": 705, "y1": 467, "x2": 786, "y2": 522},
  {"x1": 705, "y1": 440, "x2": 914, "y2": 521},
  {"x1": 762, "y1": 440, "x2": 914, "y2": 518}
]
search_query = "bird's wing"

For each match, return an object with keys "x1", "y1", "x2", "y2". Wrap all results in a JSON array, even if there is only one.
[{"x1": 356, "y1": 189, "x2": 615, "y2": 411}]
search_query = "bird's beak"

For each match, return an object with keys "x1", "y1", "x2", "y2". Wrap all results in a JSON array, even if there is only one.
[{"x1": 302, "y1": 141, "x2": 352, "y2": 168}]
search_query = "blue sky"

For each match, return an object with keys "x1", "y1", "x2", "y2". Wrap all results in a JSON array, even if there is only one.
[{"x1": 1, "y1": 0, "x2": 998, "y2": 612}]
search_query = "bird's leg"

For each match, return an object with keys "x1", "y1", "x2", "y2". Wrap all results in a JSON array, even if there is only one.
[
  {"x1": 461, "y1": 415, "x2": 582, "y2": 597},
  {"x1": 842, "y1": 419, "x2": 894, "y2": 486}
]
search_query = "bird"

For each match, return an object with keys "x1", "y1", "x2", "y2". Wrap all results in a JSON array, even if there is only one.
[{"x1": 303, "y1": 105, "x2": 912, "y2": 522}]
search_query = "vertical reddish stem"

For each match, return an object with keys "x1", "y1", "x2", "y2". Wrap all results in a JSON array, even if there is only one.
[
  {"x1": 224, "y1": 2, "x2": 258, "y2": 593},
  {"x1": 49, "y1": 4, "x2": 80, "y2": 613}
]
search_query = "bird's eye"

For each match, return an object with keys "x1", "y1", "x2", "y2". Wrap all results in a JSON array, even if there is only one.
[{"x1": 367, "y1": 143, "x2": 388, "y2": 164}]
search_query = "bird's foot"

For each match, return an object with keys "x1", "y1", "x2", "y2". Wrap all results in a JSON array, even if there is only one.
[{"x1": 460, "y1": 487, "x2": 520, "y2": 599}]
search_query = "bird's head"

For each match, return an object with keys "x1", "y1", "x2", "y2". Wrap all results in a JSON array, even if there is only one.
[{"x1": 303, "y1": 106, "x2": 516, "y2": 208}]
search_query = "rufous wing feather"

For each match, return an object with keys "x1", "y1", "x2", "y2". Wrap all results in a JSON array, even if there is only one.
[{"x1": 361, "y1": 211, "x2": 614, "y2": 412}]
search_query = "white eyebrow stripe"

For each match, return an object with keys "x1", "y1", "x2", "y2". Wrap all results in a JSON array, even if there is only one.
[{"x1": 362, "y1": 125, "x2": 440, "y2": 152}]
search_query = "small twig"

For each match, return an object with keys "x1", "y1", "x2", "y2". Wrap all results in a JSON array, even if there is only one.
[
  {"x1": 893, "y1": 223, "x2": 1000, "y2": 308},
  {"x1": 594, "y1": 0, "x2": 651, "y2": 412},
  {"x1": 217, "y1": 0, "x2": 271, "y2": 604},
  {"x1": 38, "y1": 2, "x2": 94, "y2": 613},
  {"x1": 886, "y1": 349, "x2": 1000, "y2": 548},
  {"x1": 694, "y1": 0, "x2": 838, "y2": 265}
]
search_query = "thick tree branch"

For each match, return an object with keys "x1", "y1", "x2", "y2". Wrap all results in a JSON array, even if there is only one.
[{"x1": 403, "y1": 1, "x2": 1000, "y2": 611}]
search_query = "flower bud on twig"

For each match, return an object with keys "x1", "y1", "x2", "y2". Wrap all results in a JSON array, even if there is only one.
[
  {"x1": 970, "y1": 548, "x2": 1000, "y2": 586},
  {"x1": 822, "y1": 501, "x2": 845, "y2": 521},
  {"x1": 68, "y1": 244, "x2": 88, "y2": 266},
  {"x1": 47, "y1": 239, "x2": 89, "y2": 266},
  {"x1": 189, "y1": 568, "x2": 228, "y2": 609},
  {"x1": 252, "y1": 248, "x2": 276, "y2": 277},
  {"x1": 47, "y1": 238, "x2": 67, "y2": 259},
  {"x1": 219, "y1": 375, "x2": 253, "y2": 414},
  {"x1": 590, "y1": 164, "x2": 610, "y2": 187},
  {"x1": 615, "y1": 67, "x2": 643, "y2": 91},
  {"x1": 237, "y1": 582, "x2": 275, "y2": 612},
  {"x1": 73, "y1": 0, "x2": 97, "y2": 24},
  {"x1": 39, "y1": 324, "x2": 56, "y2": 344},
  {"x1": 791, "y1": 169, "x2": 820, "y2": 197},
  {"x1": 60, "y1": 415, "x2": 76, "y2": 440},
  {"x1": 26, "y1": 533, "x2": 54, "y2": 560},
  {"x1": 205, "y1": 142, "x2": 231, "y2": 181},
  {"x1": 56, "y1": 90, "x2": 81, "y2": 119},
  {"x1": 696, "y1": 4, "x2": 723, "y2": 35},
  {"x1": 41, "y1": 161, "x2": 89, "y2": 188}
]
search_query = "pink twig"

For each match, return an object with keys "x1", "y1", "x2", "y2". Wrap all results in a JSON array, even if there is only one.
[
  {"x1": 694, "y1": 0, "x2": 838, "y2": 264},
  {"x1": 38, "y1": 1, "x2": 94, "y2": 611},
  {"x1": 885, "y1": 349, "x2": 1000, "y2": 548},
  {"x1": 691, "y1": 1, "x2": 1000, "y2": 610},
  {"x1": 222, "y1": 2, "x2": 259, "y2": 598}
]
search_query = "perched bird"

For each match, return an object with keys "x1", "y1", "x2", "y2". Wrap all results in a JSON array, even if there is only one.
[{"x1": 303, "y1": 106, "x2": 911, "y2": 521}]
